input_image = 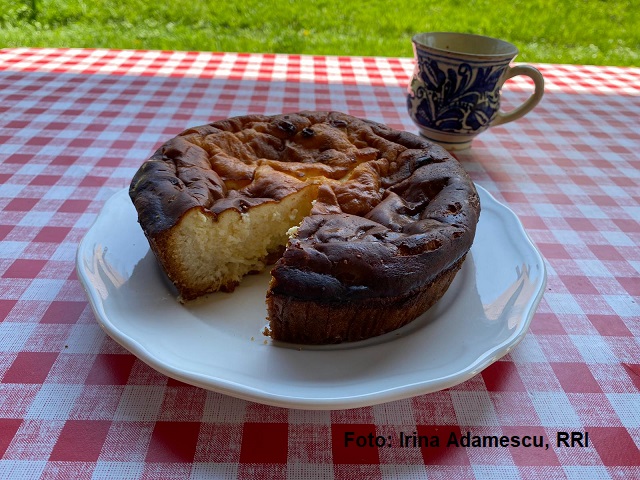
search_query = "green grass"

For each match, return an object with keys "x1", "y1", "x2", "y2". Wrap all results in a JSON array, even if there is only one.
[{"x1": 1, "y1": 0, "x2": 638, "y2": 66}]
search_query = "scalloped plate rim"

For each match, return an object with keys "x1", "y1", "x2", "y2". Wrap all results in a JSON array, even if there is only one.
[{"x1": 76, "y1": 184, "x2": 546, "y2": 410}]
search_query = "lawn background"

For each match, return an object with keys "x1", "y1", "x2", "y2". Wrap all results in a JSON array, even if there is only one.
[{"x1": 1, "y1": 0, "x2": 638, "y2": 66}]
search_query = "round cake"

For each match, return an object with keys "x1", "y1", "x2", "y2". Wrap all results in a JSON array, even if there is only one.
[{"x1": 129, "y1": 111, "x2": 481, "y2": 344}]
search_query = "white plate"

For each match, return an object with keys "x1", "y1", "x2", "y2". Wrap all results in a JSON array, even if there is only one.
[{"x1": 77, "y1": 185, "x2": 546, "y2": 410}]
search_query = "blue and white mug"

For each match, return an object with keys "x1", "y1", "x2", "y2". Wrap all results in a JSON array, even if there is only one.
[{"x1": 407, "y1": 32, "x2": 544, "y2": 150}]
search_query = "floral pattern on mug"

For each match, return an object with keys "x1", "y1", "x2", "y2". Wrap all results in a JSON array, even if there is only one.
[{"x1": 407, "y1": 59, "x2": 508, "y2": 135}]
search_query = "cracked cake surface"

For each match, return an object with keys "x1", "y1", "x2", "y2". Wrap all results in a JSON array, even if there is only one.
[{"x1": 129, "y1": 111, "x2": 481, "y2": 344}]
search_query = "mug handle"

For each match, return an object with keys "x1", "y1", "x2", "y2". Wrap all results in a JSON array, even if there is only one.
[{"x1": 492, "y1": 65, "x2": 545, "y2": 126}]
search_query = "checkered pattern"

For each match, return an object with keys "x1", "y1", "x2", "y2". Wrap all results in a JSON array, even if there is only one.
[{"x1": 1, "y1": 48, "x2": 639, "y2": 479}]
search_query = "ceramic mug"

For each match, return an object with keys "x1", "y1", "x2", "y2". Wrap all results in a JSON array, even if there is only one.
[{"x1": 407, "y1": 32, "x2": 544, "y2": 150}]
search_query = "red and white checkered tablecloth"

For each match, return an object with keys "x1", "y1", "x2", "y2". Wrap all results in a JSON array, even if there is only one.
[{"x1": 1, "y1": 48, "x2": 639, "y2": 479}]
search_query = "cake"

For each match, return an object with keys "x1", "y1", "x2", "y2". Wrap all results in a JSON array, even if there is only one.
[{"x1": 129, "y1": 111, "x2": 481, "y2": 344}]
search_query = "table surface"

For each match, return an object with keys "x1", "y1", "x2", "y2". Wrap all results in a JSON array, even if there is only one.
[{"x1": 1, "y1": 48, "x2": 639, "y2": 479}]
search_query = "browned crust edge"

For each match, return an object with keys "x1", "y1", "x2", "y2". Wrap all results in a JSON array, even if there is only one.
[{"x1": 266, "y1": 255, "x2": 466, "y2": 344}]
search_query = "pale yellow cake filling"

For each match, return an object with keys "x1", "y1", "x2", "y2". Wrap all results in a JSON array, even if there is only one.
[{"x1": 163, "y1": 184, "x2": 318, "y2": 298}]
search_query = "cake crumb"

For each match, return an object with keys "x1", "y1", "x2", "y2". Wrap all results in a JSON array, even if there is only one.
[{"x1": 286, "y1": 225, "x2": 299, "y2": 238}]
